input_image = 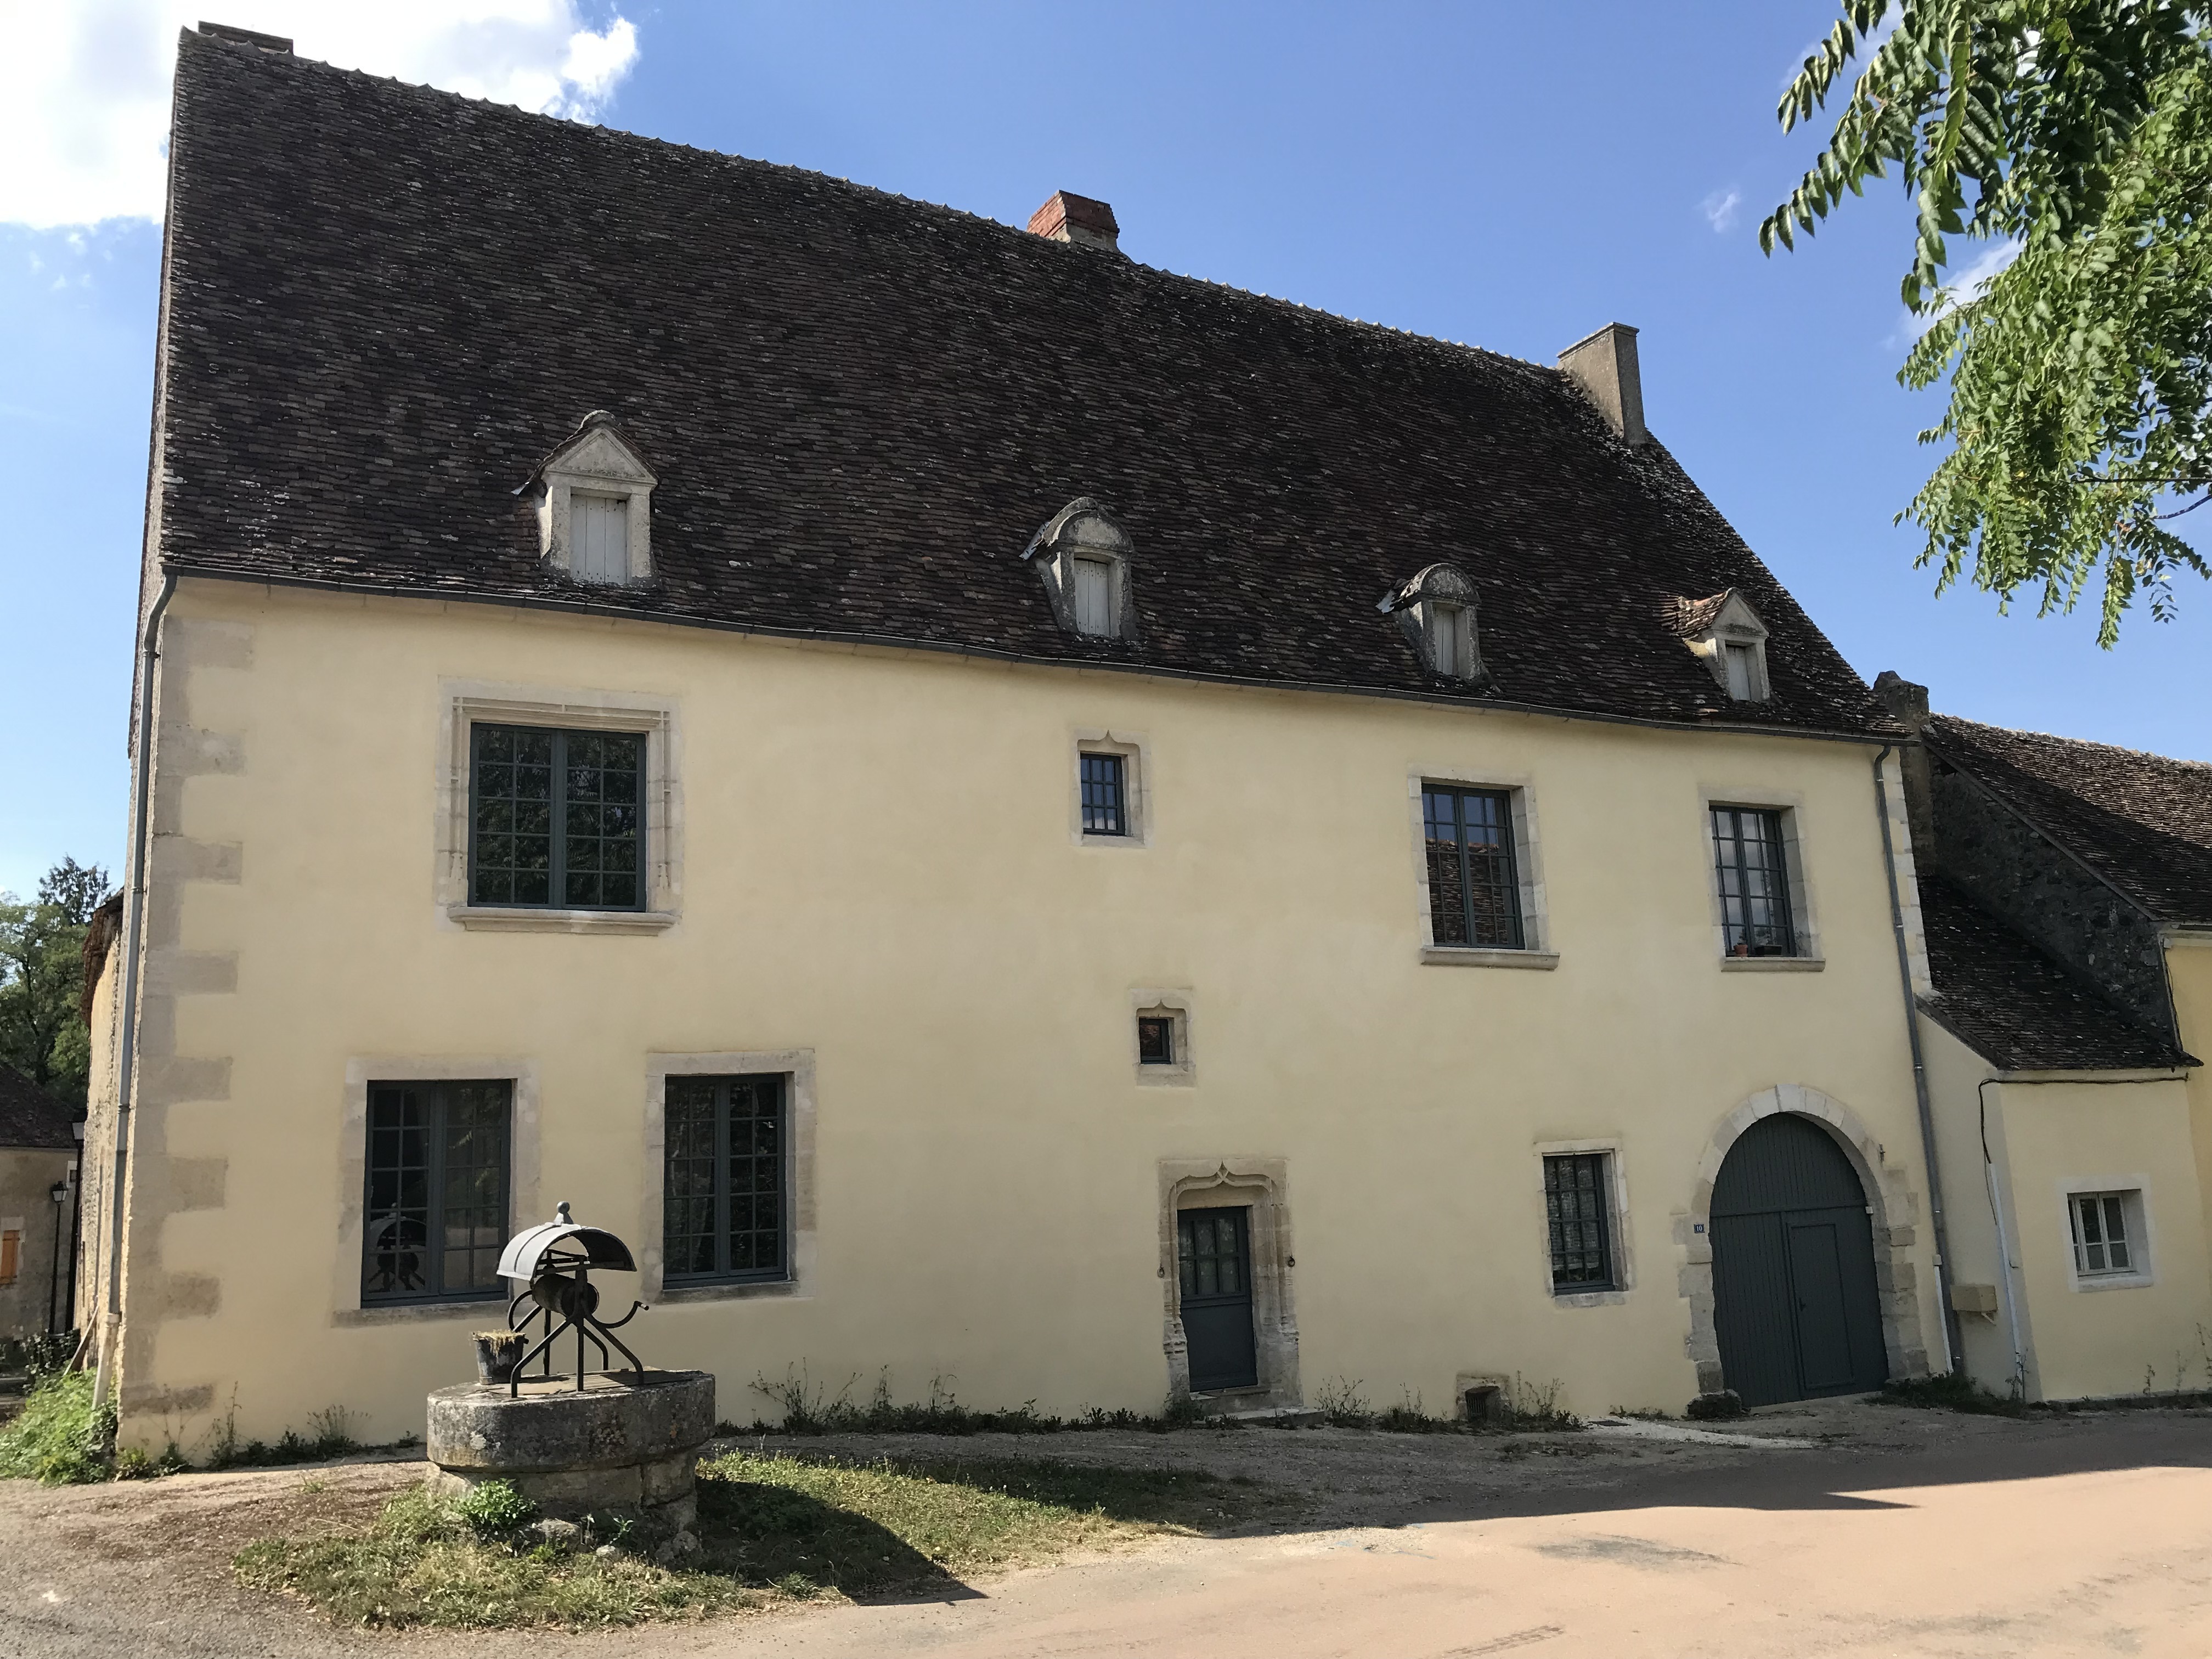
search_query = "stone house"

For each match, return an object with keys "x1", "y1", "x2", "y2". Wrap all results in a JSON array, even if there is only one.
[
  {"x1": 1875, "y1": 676, "x2": 2212, "y2": 1401},
  {"x1": 0, "y1": 1063, "x2": 80, "y2": 1344},
  {"x1": 81, "y1": 25, "x2": 1961, "y2": 1450}
]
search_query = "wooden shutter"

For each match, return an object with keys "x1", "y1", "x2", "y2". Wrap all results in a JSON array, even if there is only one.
[
  {"x1": 572, "y1": 494, "x2": 629, "y2": 582},
  {"x1": 0, "y1": 1229, "x2": 18, "y2": 1286},
  {"x1": 1071, "y1": 557, "x2": 1112, "y2": 634}
]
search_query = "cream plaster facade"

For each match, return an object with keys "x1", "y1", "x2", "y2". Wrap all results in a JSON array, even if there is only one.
[{"x1": 84, "y1": 579, "x2": 1948, "y2": 1451}]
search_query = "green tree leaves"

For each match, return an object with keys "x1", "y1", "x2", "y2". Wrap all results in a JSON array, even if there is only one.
[
  {"x1": 1767, "y1": 2, "x2": 2212, "y2": 641},
  {"x1": 0, "y1": 857, "x2": 112, "y2": 1110}
]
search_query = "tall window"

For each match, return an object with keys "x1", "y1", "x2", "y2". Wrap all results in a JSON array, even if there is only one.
[
  {"x1": 1080, "y1": 752, "x2": 1128, "y2": 836},
  {"x1": 2069, "y1": 1192, "x2": 2137, "y2": 1277},
  {"x1": 1426, "y1": 602, "x2": 1466, "y2": 678},
  {"x1": 1544, "y1": 1152, "x2": 1615, "y2": 1292},
  {"x1": 470, "y1": 724, "x2": 647, "y2": 910},
  {"x1": 1071, "y1": 556, "x2": 1114, "y2": 635},
  {"x1": 362, "y1": 1080, "x2": 511, "y2": 1304},
  {"x1": 1423, "y1": 785, "x2": 1523, "y2": 949},
  {"x1": 1723, "y1": 640, "x2": 1762, "y2": 700},
  {"x1": 664, "y1": 1075, "x2": 788, "y2": 1284},
  {"x1": 1711, "y1": 806, "x2": 1796, "y2": 957}
]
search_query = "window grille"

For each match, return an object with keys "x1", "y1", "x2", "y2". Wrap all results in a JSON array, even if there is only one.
[
  {"x1": 1711, "y1": 806, "x2": 1796, "y2": 957},
  {"x1": 470, "y1": 724, "x2": 647, "y2": 910},
  {"x1": 1544, "y1": 1153, "x2": 1615, "y2": 1291},
  {"x1": 362, "y1": 1080, "x2": 511, "y2": 1305},
  {"x1": 571, "y1": 493, "x2": 630, "y2": 583},
  {"x1": 1071, "y1": 556, "x2": 1114, "y2": 635},
  {"x1": 664, "y1": 1074, "x2": 788, "y2": 1284},
  {"x1": 2069, "y1": 1192, "x2": 2136, "y2": 1276},
  {"x1": 1080, "y1": 752, "x2": 1128, "y2": 836},
  {"x1": 1422, "y1": 785, "x2": 1523, "y2": 949},
  {"x1": 1137, "y1": 1015, "x2": 1175, "y2": 1065}
]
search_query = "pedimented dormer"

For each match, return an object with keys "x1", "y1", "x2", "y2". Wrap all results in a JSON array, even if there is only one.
[
  {"x1": 1675, "y1": 589, "x2": 1770, "y2": 701},
  {"x1": 522, "y1": 411, "x2": 657, "y2": 585},
  {"x1": 1380, "y1": 562, "x2": 1489, "y2": 685},
  {"x1": 1024, "y1": 498, "x2": 1137, "y2": 640}
]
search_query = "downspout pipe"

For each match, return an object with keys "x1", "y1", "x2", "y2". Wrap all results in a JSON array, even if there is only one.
[
  {"x1": 1977, "y1": 1080, "x2": 2030, "y2": 1396},
  {"x1": 1874, "y1": 742, "x2": 1962, "y2": 1374},
  {"x1": 92, "y1": 570, "x2": 177, "y2": 1416}
]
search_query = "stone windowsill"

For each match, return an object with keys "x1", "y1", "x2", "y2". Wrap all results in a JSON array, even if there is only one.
[
  {"x1": 2073, "y1": 1272, "x2": 2154, "y2": 1294},
  {"x1": 449, "y1": 905, "x2": 677, "y2": 935},
  {"x1": 654, "y1": 1278, "x2": 802, "y2": 1305},
  {"x1": 1420, "y1": 947, "x2": 1561, "y2": 970},
  {"x1": 334, "y1": 1299, "x2": 505, "y2": 1328},
  {"x1": 1551, "y1": 1288, "x2": 1632, "y2": 1310},
  {"x1": 1719, "y1": 955, "x2": 1825, "y2": 973}
]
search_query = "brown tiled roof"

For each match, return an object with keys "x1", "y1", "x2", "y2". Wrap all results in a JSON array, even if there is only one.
[
  {"x1": 1916, "y1": 874, "x2": 2196, "y2": 1072},
  {"x1": 0, "y1": 1063, "x2": 77, "y2": 1150},
  {"x1": 1925, "y1": 716, "x2": 2212, "y2": 927},
  {"x1": 151, "y1": 30, "x2": 1896, "y2": 739}
]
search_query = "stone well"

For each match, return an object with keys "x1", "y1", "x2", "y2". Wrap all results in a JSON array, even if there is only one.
[{"x1": 426, "y1": 1369, "x2": 714, "y2": 1540}]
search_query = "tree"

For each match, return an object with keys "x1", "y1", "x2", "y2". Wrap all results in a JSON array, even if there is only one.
[
  {"x1": 0, "y1": 857, "x2": 114, "y2": 1110},
  {"x1": 1765, "y1": 1, "x2": 2212, "y2": 644}
]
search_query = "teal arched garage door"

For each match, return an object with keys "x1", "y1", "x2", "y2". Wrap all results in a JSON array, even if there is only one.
[{"x1": 1711, "y1": 1114, "x2": 1889, "y2": 1406}]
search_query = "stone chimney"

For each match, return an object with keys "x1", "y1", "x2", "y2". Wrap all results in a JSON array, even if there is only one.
[
  {"x1": 1028, "y1": 191, "x2": 1121, "y2": 253},
  {"x1": 1558, "y1": 323, "x2": 1647, "y2": 446},
  {"x1": 1872, "y1": 670, "x2": 1937, "y2": 865}
]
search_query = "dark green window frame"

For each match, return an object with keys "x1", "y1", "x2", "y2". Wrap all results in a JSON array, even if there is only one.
[
  {"x1": 1422, "y1": 784, "x2": 1525, "y2": 949},
  {"x1": 362, "y1": 1079, "x2": 511, "y2": 1306},
  {"x1": 469, "y1": 724, "x2": 648, "y2": 911},
  {"x1": 663, "y1": 1074, "x2": 790, "y2": 1285},
  {"x1": 1711, "y1": 805, "x2": 1797, "y2": 957},
  {"x1": 1544, "y1": 1152, "x2": 1616, "y2": 1293}
]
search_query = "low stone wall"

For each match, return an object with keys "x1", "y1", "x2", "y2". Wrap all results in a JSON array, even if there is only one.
[{"x1": 426, "y1": 1369, "x2": 714, "y2": 1542}]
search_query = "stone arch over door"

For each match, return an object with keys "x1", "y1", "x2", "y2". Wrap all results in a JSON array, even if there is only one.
[
  {"x1": 1158, "y1": 1158, "x2": 1301, "y2": 1411},
  {"x1": 1682, "y1": 1085, "x2": 1931, "y2": 1398}
]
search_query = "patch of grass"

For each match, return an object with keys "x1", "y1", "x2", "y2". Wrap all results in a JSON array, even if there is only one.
[
  {"x1": 1877, "y1": 1372, "x2": 2029, "y2": 1418},
  {"x1": 1374, "y1": 1390, "x2": 1457, "y2": 1434},
  {"x1": 0, "y1": 1372, "x2": 109, "y2": 1485},
  {"x1": 236, "y1": 1452, "x2": 1267, "y2": 1629},
  {"x1": 1504, "y1": 1375, "x2": 1583, "y2": 1433},
  {"x1": 1311, "y1": 1376, "x2": 1374, "y2": 1429}
]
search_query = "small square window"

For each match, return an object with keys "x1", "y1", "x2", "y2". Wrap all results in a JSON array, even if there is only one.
[
  {"x1": 2070, "y1": 1191, "x2": 2139, "y2": 1277},
  {"x1": 1544, "y1": 1153, "x2": 1616, "y2": 1293},
  {"x1": 1080, "y1": 752, "x2": 1127, "y2": 836},
  {"x1": 1137, "y1": 1015, "x2": 1175, "y2": 1065}
]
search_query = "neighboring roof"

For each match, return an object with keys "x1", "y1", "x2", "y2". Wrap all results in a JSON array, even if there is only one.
[
  {"x1": 152, "y1": 29, "x2": 1897, "y2": 740},
  {"x1": 1916, "y1": 873, "x2": 2196, "y2": 1073},
  {"x1": 0, "y1": 1063, "x2": 77, "y2": 1150},
  {"x1": 1925, "y1": 715, "x2": 2212, "y2": 927}
]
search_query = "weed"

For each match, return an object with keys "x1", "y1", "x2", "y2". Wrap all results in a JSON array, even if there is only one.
[
  {"x1": 1310, "y1": 1376, "x2": 1372, "y2": 1428},
  {"x1": 1877, "y1": 1372, "x2": 2029, "y2": 1417},
  {"x1": 0, "y1": 1372, "x2": 109, "y2": 1484},
  {"x1": 456, "y1": 1479, "x2": 539, "y2": 1538},
  {"x1": 1374, "y1": 1389, "x2": 1457, "y2": 1434},
  {"x1": 1505, "y1": 1375, "x2": 1583, "y2": 1432}
]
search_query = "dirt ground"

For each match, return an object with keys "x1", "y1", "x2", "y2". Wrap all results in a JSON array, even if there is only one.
[{"x1": 5, "y1": 1397, "x2": 2211, "y2": 1657}]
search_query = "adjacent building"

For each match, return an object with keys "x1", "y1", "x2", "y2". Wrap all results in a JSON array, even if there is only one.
[
  {"x1": 1876, "y1": 676, "x2": 2212, "y2": 1402},
  {"x1": 0, "y1": 1064, "x2": 80, "y2": 1345},
  {"x1": 81, "y1": 25, "x2": 1963, "y2": 1450}
]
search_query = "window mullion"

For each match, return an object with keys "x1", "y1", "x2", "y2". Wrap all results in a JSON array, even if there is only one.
[
  {"x1": 1454, "y1": 793, "x2": 1476, "y2": 944},
  {"x1": 424, "y1": 1084, "x2": 447, "y2": 1299},
  {"x1": 714, "y1": 1081, "x2": 732, "y2": 1278}
]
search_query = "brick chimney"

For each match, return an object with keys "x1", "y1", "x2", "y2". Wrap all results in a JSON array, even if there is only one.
[
  {"x1": 1028, "y1": 191, "x2": 1121, "y2": 253},
  {"x1": 1558, "y1": 323, "x2": 1647, "y2": 446}
]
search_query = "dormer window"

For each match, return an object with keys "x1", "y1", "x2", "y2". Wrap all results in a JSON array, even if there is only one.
[
  {"x1": 520, "y1": 410, "x2": 657, "y2": 586},
  {"x1": 1024, "y1": 498, "x2": 1135, "y2": 640},
  {"x1": 1381, "y1": 563, "x2": 1488, "y2": 685},
  {"x1": 1675, "y1": 589, "x2": 1771, "y2": 702}
]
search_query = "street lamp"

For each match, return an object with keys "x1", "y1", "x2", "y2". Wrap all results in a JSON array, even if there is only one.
[{"x1": 47, "y1": 1179, "x2": 68, "y2": 1336}]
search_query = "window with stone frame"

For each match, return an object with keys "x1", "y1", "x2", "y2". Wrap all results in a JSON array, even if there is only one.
[
  {"x1": 663, "y1": 1074, "x2": 790, "y2": 1285},
  {"x1": 1711, "y1": 805, "x2": 1797, "y2": 957},
  {"x1": 2069, "y1": 1190, "x2": 2142, "y2": 1278},
  {"x1": 1543, "y1": 1152, "x2": 1616, "y2": 1293},
  {"x1": 361, "y1": 1080, "x2": 511, "y2": 1305},
  {"x1": 1423, "y1": 784, "x2": 1525, "y2": 949},
  {"x1": 469, "y1": 724, "x2": 647, "y2": 910}
]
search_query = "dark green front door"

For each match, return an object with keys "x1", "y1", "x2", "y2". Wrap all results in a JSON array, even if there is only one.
[
  {"x1": 1711, "y1": 1114, "x2": 1889, "y2": 1406},
  {"x1": 1178, "y1": 1207, "x2": 1258, "y2": 1391}
]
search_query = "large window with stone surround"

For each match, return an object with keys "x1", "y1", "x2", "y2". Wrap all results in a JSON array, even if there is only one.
[
  {"x1": 361, "y1": 1080, "x2": 511, "y2": 1305},
  {"x1": 1543, "y1": 1152, "x2": 1616, "y2": 1292},
  {"x1": 1423, "y1": 785, "x2": 1524, "y2": 949},
  {"x1": 1711, "y1": 806, "x2": 1797, "y2": 957},
  {"x1": 469, "y1": 724, "x2": 646, "y2": 910},
  {"x1": 663, "y1": 1075, "x2": 789, "y2": 1285}
]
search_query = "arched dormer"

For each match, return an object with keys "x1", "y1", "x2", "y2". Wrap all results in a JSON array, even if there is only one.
[
  {"x1": 520, "y1": 411, "x2": 658, "y2": 585},
  {"x1": 1674, "y1": 589, "x2": 1771, "y2": 701},
  {"x1": 1023, "y1": 498, "x2": 1136, "y2": 640},
  {"x1": 1380, "y1": 562, "x2": 1488, "y2": 685}
]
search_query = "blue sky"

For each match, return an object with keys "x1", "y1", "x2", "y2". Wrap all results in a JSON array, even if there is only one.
[{"x1": 3, "y1": 1, "x2": 2207, "y2": 900}]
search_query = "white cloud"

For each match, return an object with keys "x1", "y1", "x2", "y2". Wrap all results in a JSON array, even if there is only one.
[
  {"x1": 1701, "y1": 188, "x2": 1742, "y2": 233},
  {"x1": 1891, "y1": 238, "x2": 2025, "y2": 346},
  {"x1": 0, "y1": 2, "x2": 640, "y2": 230}
]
